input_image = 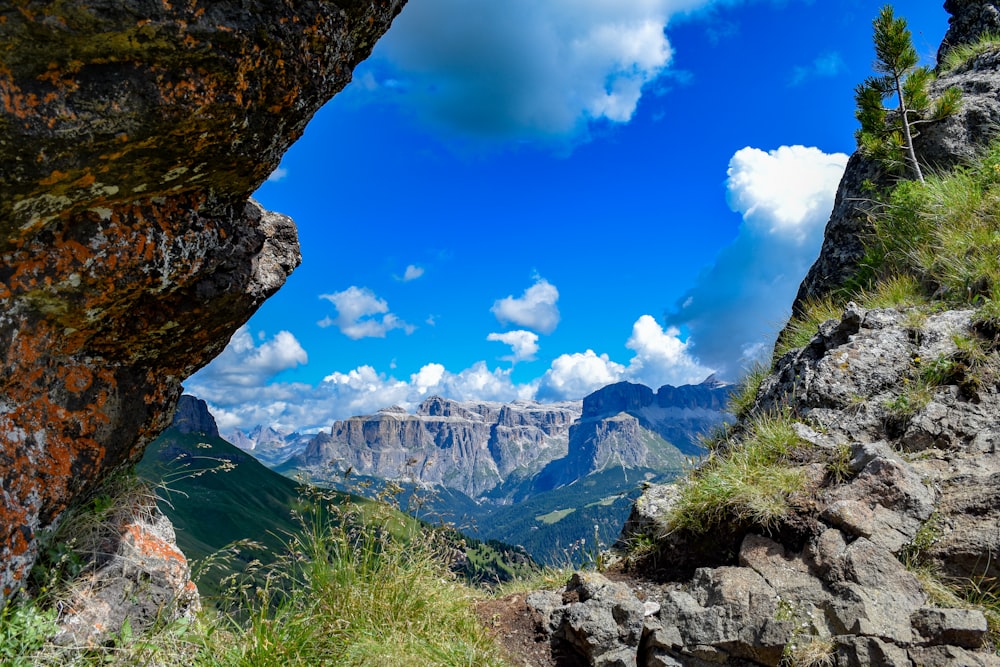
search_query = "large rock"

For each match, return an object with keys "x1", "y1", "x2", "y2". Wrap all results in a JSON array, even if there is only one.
[
  {"x1": 0, "y1": 0, "x2": 406, "y2": 600},
  {"x1": 939, "y1": 1, "x2": 1000, "y2": 62}
]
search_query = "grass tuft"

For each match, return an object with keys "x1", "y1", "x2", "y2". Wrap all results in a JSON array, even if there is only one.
[
  {"x1": 940, "y1": 33, "x2": 1000, "y2": 72},
  {"x1": 667, "y1": 412, "x2": 807, "y2": 534}
]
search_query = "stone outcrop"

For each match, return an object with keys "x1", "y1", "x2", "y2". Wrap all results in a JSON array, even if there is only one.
[
  {"x1": 171, "y1": 394, "x2": 219, "y2": 438},
  {"x1": 939, "y1": 0, "x2": 1000, "y2": 62},
  {"x1": 530, "y1": 304, "x2": 1000, "y2": 666},
  {"x1": 794, "y1": 1, "x2": 1000, "y2": 312},
  {"x1": 53, "y1": 498, "x2": 200, "y2": 649},
  {"x1": 0, "y1": 0, "x2": 406, "y2": 600}
]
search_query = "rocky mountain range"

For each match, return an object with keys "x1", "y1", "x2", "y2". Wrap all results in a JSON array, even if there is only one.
[{"x1": 274, "y1": 377, "x2": 732, "y2": 501}]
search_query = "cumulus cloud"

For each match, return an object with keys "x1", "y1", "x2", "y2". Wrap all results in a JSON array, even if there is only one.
[
  {"x1": 187, "y1": 327, "x2": 307, "y2": 391},
  {"x1": 622, "y1": 315, "x2": 714, "y2": 388},
  {"x1": 487, "y1": 330, "x2": 540, "y2": 363},
  {"x1": 491, "y1": 278, "x2": 560, "y2": 334},
  {"x1": 361, "y1": 0, "x2": 723, "y2": 141},
  {"x1": 401, "y1": 264, "x2": 425, "y2": 281},
  {"x1": 196, "y1": 360, "x2": 535, "y2": 433},
  {"x1": 190, "y1": 315, "x2": 721, "y2": 430},
  {"x1": 667, "y1": 145, "x2": 849, "y2": 377},
  {"x1": 536, "y1": 350, "x2": 625, "y2": 402},
  {"x1": 790, "y1": 52, "x2": 846, "y2": 86},
  {"x1": 318, "y1": 286, "x2": 416, "y2": 339}
]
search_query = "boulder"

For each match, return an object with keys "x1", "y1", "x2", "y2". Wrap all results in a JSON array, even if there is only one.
[{"x1": 0, "y1": 0, "x2": 406, "y2": 601}]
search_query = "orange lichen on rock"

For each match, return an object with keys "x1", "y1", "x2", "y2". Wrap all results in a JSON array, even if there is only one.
[{"x1": 0, "y1": 0, "x2": 407, "y2": 604}]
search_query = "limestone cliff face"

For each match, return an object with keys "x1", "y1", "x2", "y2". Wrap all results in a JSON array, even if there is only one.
[
  {"x1": 530, "y1": 379, "x2": 732, "y2": 491},
  {"x1": 0, "y1": 0, "x2": 405, "y2": 600},
  {"x1": 292, "y1": 381, "x2": 733, "y2": 499},
  {"x1": 297, "y1": 397, "x2": 582, "y2": 498}
]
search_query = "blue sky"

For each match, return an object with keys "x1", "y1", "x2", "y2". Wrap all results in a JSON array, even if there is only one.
[{"x1": 185, "y1": 0, "x2": 949, "y2": 432}]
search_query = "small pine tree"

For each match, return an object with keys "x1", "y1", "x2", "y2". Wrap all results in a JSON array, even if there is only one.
[{"x1": 855, "y1": 5, "x2": 961, "y2": 183}]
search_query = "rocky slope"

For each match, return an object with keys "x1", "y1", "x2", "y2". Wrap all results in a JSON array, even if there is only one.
[
  {"x1": 519, "y1": 3, "x2": 1000, "y2": 665},
  {"x1": 794, "y1": 1, "x2": 1000, "y2": 313},
  {"x1": 0, "y1": 0, "x2": 405, "y2": 601}
]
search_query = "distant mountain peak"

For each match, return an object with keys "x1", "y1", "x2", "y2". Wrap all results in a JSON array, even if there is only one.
[
  {"x1": 699, "y1": 373, "x2": 730, "y2": 389},
  {"x1": 171, "y1": 395, "x2": 219, "y2": 438}
]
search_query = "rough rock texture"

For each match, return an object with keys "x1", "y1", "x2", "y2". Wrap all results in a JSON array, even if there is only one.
[
  {"x1": 794, "y1": 7, "x2": 1000, "y2": 312},
  {"x1": 296, "y1": 396, "x2": 582, "y2": 498},
  {"x1": 171, "y1": 394, "x2": 219, "y2": 438},
  {"x1": 53, "y1": 495, "x2": 200, "y2": 648},
  {"x1": 533, "y1": 303, "x2": 1000, "y2": 666},
  {"x1": 939, "y1": 1, "x2": 1000, "y2": 62},
  {"x1": 292, "y1": 380, "x2": 730, "y2": 499},
  {"x1": 0, "y1": 0, "x2": 406, "y2": 600}
]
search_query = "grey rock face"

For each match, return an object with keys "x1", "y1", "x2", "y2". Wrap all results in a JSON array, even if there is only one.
[
  {"x1": 171, "y1": 395, "x2": 220, "y2": 438},
  {"x1": 540, "y1": 301, "x2": 1000, "y2": 666},
  {"x1": 795, "y1": 12, "x2": 1000, "y2": 311},
  {"x1": 296, "y1": 396, "x2": 581, "y2": 498},
  {"x1": 939, "y1": 1, "x2": 1000, "y2": 62}
]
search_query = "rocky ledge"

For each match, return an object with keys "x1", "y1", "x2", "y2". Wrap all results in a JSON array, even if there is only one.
[{"x1": 0, "y1": 0, "x2": 405, "y2": 601}]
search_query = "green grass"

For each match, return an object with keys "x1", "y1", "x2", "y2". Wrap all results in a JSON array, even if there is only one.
[
  {"x1": 535, "y1": 508, "x2": 575, "y2": 524},
  {"x1": 667, "y1": 412, "x2": 807, "y2": 533},
  {"x1": 727, "y1": 361, "x2": 770, "y2": 420},
  {"x1": 6, "y1": 482, "x2": 515, "y2": 667},
  {"x1": 940, "y1": 32, "x2": 1000, "y2": 72},
  {"x1": 774, "y1": 297, "x2": 842, "y2": 359}
]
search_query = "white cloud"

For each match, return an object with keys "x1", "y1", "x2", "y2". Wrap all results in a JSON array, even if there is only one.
[
  {"x1": 189, "y1": 316, "x2": 719, "y2": 430},
  {"x1": 667, "y1": 145, "x2": 849, "y2": 377},
  {"x1": 361, "y1": 0, "x2": 724, "y2": 142},
  {"x1": 401, "y1": 264, "x2": 425, "y2": 281},
  {"x1": 790, "y1": 52, "x2": 845, "y2": 86},
  {"x1": 187, "y1": 327, "x2": 307, "y2": 391},
  {"x1": 266, "y1": 166, "x2": 288, "y2": 182},
  {"x1": 318, "y1": 286, "x2": 416, "y2": 339},
  {"x1": 491, "y1": 277, "x2": 560, "y2": 334},
  {"x1": 536, "y1": 350, "x2": 625, "y2": 401},
  {"x1": 622, "y1": 315, "x2": 713, "y2": 388},
  {"x1": 195, "y1": 360, "x2": 534, "y2": 433},
  {"x1": 487, "y1": 330, "x2": 540, "y2": 363}
]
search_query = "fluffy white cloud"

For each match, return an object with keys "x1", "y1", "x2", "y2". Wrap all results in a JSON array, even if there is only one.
[
  {"x1": 318, "y1": 286, "x2": 415, "y2": 339},
  {"x1": 667, "y1": 145, "x2": 848, "y2": 377},
  {"x1": 622, "y1": 315, "x2": 713, "y2": 388},
  {"x1": 197, "y1": 360, "x2": 534, "y2": 433},
  {"x1": 402, "y1": 264, "x2": 425, "y2": 281},
  {"x1": 187, "y1": 327, "x2": 307, "y2": 392},
  {"x1": 491, "y1": 278, "x2": 560, "y2": 334},
  {"x1": 190, "y1": 314, "x2": 722, "y2": 430},
  {"x1": 536, "y1": 350, "x2": 626, "y2": 401},
  {"x1": 487, "y1": 330, "x2": 540, "y2": 363},
  {"x1": 362, "y1": 0, "x2": 722, "y2": 141}
]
